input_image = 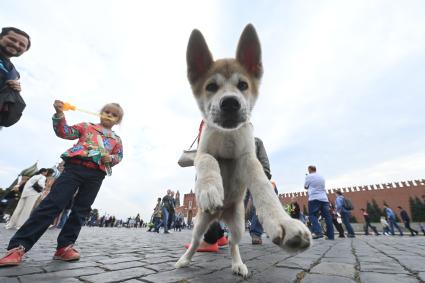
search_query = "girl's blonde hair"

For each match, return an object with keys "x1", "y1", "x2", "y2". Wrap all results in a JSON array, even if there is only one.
[{"x1": 100, "y1": 103, "x2": 124, "y2": 124}]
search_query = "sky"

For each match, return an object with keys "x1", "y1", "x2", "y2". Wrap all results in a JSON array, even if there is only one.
[{"x1": 1, "y1": 1, "x2": 425, "y2": 220}]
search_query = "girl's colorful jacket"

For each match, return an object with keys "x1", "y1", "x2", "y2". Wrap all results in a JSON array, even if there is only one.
[{"x1": 52, "y1": 116, "x2": 123, "y2": 173}]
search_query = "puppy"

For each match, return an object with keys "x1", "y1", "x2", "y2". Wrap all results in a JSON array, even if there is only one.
[{"x1": 176, "y1": 24, "x2": 312, "y2": 278}]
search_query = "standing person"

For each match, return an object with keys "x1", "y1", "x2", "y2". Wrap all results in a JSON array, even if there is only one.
[
  {"x1": 0, "y1": 100, "x2": 124, "y2": 266},
  {"x1": 5, "y1": 168, "x2": 54, "y2": 229},
  {"x1": 398, "y1": 206, "x2": 418, "y2": 236},
  {"x1": 335, "y1": 190, "x2": 355, "y2": 238},
  {"x1": 383, "y1": 204, "x2": 403, "y2": 236},
  {"x1": 247, "y1": 137, "x2": 273, "y2": 245},
  {"x1": 360, "y1": 208, "x2": 379, "y2": 235},
  {"x1": 0, "y1": 27, "x2": 31, "y2": 127},
  {"x1": 135, "y1": 213, "x2": 141, "y2": 228},
  {"x1": 155, "y1": 190, "x2": 173, "y2": 234},
  {"x1": 304, "y1": 165, "x2": 334, "y2": 240},
  {"x1": 167, "y1": 191, "x2": 176, "y2": 230},
  {"x1": 148, "y1": 198, "x2": 162, "y2": 232},
  {"x1": 329, "y1": 202, "x2": 345, "y2": 238},
  {"x1": 289, "y1": 197, "x2": 301, "y2": 221}
]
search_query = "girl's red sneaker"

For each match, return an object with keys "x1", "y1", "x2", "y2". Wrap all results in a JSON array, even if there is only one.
[
  {"x1": 0, "y1": 246, "x2": 25, "y2": 267},
  {"x1": 184, "y1": 242, "x2": 219, "y2": 252},
  {"x1": 217, "y1": 236, "x2": 229, "y2": 247},
  {"x1": 53, "y1": 245, "x2": 80, "y2": 261}
]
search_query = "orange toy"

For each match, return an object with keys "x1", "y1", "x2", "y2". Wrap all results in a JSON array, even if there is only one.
[
  {"x1": 63, "y1": 102, "x2": 76, "y2": 111},
  {"x1": 61, "y1": 102, "x2": 114, "y2": 121}
]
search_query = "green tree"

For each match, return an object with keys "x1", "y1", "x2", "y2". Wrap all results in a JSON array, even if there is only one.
[{"x1": 411, "y1": 196, "x2": 425, "y2": 222}]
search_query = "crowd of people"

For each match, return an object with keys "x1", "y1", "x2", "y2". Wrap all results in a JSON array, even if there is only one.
[
  {"x1": 302, "y1": 165, "x2": 425, "y2": 239},
  {"x1": 85, "y1": 212, "x2": 146, "y2": 228}
]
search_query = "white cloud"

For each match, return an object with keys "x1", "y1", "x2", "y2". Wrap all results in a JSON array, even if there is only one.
[{"x1": 328, "y1": 151, "x2": 425, "y2": 189}]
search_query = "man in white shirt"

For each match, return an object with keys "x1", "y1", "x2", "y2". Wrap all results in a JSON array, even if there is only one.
[{"x1": 304, "y1": 165, "x2": 334, "y2": 240}]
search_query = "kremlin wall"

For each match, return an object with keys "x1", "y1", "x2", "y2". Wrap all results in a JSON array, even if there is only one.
[{"x1": 176, "y1": 179, "x2": 425, "y2": 222}]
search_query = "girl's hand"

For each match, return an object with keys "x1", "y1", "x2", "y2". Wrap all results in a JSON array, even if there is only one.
[
  {"x1": 6, "y1": 80, "x2": 21, "y2": 92},
  {"x1": 53, "y1": 100, "x2": 64, "y2": 117},
  {"x1": 101, "y1": 153, "x2": 112, "y2": 164}
]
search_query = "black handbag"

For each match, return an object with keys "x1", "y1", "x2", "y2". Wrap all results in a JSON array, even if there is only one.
[{"x1": 32, "y1": 182, "x2": 44, "y2": 193}]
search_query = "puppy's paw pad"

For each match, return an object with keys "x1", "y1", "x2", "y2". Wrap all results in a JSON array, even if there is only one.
[
  {"x1": 279, "y1": 220, "x2": 312, "y2": 251},
  {"x1": 232, "y1": 263, "x2": 249, "y2": 278},
  {"x1": 265, "y1": 216, "x2": 312, "y2": 252}
]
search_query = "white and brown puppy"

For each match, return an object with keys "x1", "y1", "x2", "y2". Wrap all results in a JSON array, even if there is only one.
[{"x1": 176, "y1": 24, "x2": 312, "y2": 277}]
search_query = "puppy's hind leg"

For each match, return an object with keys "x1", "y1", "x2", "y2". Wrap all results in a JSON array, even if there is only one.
[
  {"x1": 175, "y1": 211, "x2": 215, "y2": 268},
  {"x1": 223, "y1": 203, "x2": 249, "y2": 278}
]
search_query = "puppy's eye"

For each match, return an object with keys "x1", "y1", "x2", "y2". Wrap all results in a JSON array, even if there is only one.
[
  {"x1": 206, "y1": 82, "x2": 219, "y2": 92},
  {"x1": 237, "y1": 81, "x2": 248, "y2": 91}
]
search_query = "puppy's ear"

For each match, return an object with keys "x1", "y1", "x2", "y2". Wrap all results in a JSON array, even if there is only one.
[
  {"x1": 187, "y1": 29, "x2": 213, "y2": 85},
  {"x1": 236, "y1": 24, "x2": 263, "y2": 79}
]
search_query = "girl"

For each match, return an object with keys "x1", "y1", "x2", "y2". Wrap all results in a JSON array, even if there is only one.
[
  {"x1": 0, "y1": 100, "x2": 124, "y2": 266},
  {"x1": 5, "y1": 168, "x2": 54, "y2": 230}
]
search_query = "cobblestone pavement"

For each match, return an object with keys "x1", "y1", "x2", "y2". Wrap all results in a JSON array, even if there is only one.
[{"x1": 0, "y1": 224, "x2": 424, "y2": 283}]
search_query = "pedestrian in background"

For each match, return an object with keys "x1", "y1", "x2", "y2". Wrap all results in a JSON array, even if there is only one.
[
  {"x1": 398, "y1": 206, "x2": 418, "y2": 236},
  {"x1": 384, "y1": 204, "x2": 403, "y2": 236},
  {"x1": 304, "y1": 165, "x2": 334, "y2": 240},
  {"x1": 5, "y1": 168, "x2": 54, "y2": 230},
  {"x1": 246, "y1": 137, "x2": 273, "y2": 245},
  {"x1": 360, "y1": 208, "x2": 379, "y2": 235},
  {"x1": 380, "y1": 216, "x2": 391, "y2": 235},
  {"x1": 335, "y1": 190, "x2": 355, "y2": 238},
  {"x1": 330, "y1": 202, "x2": 345, "y2": 238},
  {"x1": 155, "y1": 190, "x2": 174, "y2": 234}
]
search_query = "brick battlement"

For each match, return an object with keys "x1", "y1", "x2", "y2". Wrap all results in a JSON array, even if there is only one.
[
  {"x1": 280, "y1": 179, "x2": 425, "y2": 198},
  {"x1": 279, "y1": 179, "x2": 425, "y2": 221}
]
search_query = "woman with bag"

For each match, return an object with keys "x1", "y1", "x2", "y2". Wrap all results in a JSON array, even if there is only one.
[{"x1": 5, "y1": 168, "x2": 54, "y2": 229}]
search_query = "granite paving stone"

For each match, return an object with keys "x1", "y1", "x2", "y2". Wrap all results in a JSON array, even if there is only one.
[
  {"x1": 18, "y1": 267, "x2": 104, "y2": 283},
  {"x1": 310, "y1": 262, "x2": 356, "y2": 278},
  {"x1": 301, "y1": 273, "x2": 356, "y2": 283},
  {"x1": 359, "y1": 272, "x2": 419, "y2": 283},
  {"x1": 80, "y1": 267, "x2": 155, "y2": 283},
  {"x1": 0, "y1": 224, "x2": 424, "y2": 282}
]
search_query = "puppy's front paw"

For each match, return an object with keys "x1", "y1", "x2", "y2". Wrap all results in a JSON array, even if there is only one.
[
  {"x1": 232, "y1": 262, "x2": 249, "y2": 278},
  {"x1": 196, "y1": 182, "x2": 224, "y2": 214},
  {"x1": 175, "y1": 256, "x2": 190, "y2": 268},
  {"x1": 265, "y1": 217, "x2": 312, "y2": 252}
]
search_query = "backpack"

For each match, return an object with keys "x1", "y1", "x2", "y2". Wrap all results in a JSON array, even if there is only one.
[
  {"x1": 0, "y1": 59, "x2": 26, "y2": 127},
  {"x1": 343, "y1": 197, "x2": 354, "y2": 210}
]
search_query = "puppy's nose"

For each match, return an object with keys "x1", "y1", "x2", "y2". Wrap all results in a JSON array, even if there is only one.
[{"x1": 220, "y1": 97, "x2": 241, "y2": 113}]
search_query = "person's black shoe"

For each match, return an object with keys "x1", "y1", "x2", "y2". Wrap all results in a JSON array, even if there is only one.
[
  {"x1": 312, "y1": 233, "x2": 323, "y2": 239},
  {"x1": 164, "y1": 231, "x2": 170, "y2": 234},
  {"x1": 347, "y1": 234, "x2": 355, "y2": 238}
]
